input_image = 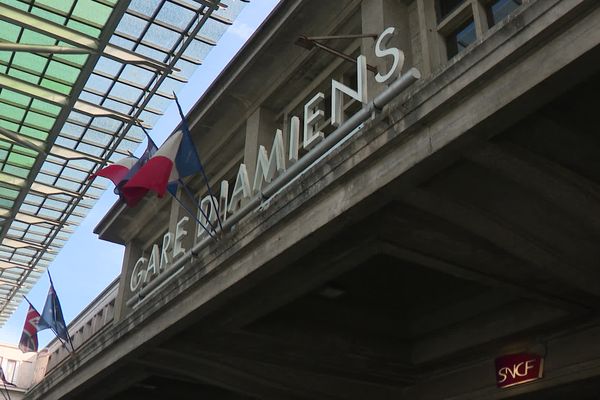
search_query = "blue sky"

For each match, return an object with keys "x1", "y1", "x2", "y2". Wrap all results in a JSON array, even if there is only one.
[{"x1": 0, "y1": 0, "x2": 281, "y2": 347}]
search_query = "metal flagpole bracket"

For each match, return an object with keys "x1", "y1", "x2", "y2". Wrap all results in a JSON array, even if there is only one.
[{"x1": 295, "y1": 33, "x2": 379, "y2": 73}]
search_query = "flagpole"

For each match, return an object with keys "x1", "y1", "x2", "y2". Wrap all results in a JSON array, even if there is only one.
[
  {"x1": 42, "y1": 272, "x2": 76, "y2": 354},
  {"x1": 23, "y1": 295, "x2": 70, "y2": 353},
  {"x1": 34, "y1": 276, "x2": 75, "y2": 354},
  {"x1": 0, "y1": 376, "x2": 9, "y2": 400},
  {"x1": 168, "y1": 191, "x2": 217, "y2": 241},
  {"x1": 1, "y1": 381, "x2": 11, "y2": 400},
  {"x1": 139, "y1": 124, "x2": 219, "y2": 236},
  {"x1": 177, "y1": 179, "x2": 219, "y2": 234},
  {"x1": 173, "y1": 93, "x2": 224, "y2": 233},
  {"x1": 138, "y1": 124, "x2": 157, "y2": 149},
  {"x1": 45, "y1": 272, "x2": 72, "y2": 352}
]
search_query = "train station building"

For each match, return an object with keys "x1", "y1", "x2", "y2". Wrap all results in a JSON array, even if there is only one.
[{"x1": 8, "y1": 0, "x2": 600, "y2": 398}]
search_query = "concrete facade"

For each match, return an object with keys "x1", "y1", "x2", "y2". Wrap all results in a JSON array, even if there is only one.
[
  {"x1": 0, "y1": 343, "x2": 48, "y2": 400},
  {"x1": 24, "y1": 0, "x2": 600, "y2": 398}
]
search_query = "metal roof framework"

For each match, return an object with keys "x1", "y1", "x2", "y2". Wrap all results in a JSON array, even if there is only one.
[{"x1": 0, "y1": 0, "x2": 247, "y2": 325}]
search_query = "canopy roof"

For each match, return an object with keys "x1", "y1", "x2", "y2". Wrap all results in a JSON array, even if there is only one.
[{"x1": 0, "y1": 0, "x2": 246, "y2": 325}]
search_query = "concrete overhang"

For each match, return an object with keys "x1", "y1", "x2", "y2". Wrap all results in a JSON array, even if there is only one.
[{"x1": 94, "y1": 194, "x2": 172, "y2": 246}]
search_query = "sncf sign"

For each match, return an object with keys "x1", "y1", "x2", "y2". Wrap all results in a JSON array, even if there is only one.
[{"x1": 495, "y1": 353, "x2": 544, "y2": 388}]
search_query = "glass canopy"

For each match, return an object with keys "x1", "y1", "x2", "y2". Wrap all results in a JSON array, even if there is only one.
[{"x1": 0, "y1": 0, "x2": 247, "y2": 325}]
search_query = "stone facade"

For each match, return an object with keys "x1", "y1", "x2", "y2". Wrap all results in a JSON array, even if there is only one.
[
  {"x1": 25, "y1": 0, "x2": 600, "y2": 398},
  {"x1": 0, "y1": 343, "x2": 47, "y2": 400}
]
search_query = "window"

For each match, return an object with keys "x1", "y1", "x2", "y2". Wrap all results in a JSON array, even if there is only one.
[
  {"x1": 486, "y1": 0, "x2": 523, "y2": 26},
  {"x1": 4, "y1": 359, "x2": 17, "y2": 384},
  {"x1": 437, "y1": 0, "x2": 467, "y2": 21},
  {"x1": 434, "y1": 0, "x2": 523, "y2": 60},
  {"x1": 445, "y1": 18, "x2": 477, "y2": 59}
]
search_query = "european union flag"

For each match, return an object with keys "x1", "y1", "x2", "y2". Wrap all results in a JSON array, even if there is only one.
[{"x1": 37, "y1": 276, "x2": 69, "y2": 344}]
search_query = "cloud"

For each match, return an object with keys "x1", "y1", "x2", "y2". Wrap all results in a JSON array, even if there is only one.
[{"x1": 228, "y1": 22, "x2": 255, "y2": 41}]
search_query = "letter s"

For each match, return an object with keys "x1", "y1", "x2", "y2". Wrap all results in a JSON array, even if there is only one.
[
  {"x1": 374, "y1": 27, "x2": 404, "y2": 83},
  {"x1": 498, "y1": 367, "x2": 508, "y2": 383}
]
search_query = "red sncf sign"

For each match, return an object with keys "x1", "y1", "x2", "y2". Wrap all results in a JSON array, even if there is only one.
[{"x1": 495, "y1": 353, "x2": 544, "y2": 388}]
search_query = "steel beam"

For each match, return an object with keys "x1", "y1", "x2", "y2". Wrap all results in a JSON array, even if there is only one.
[
  {"x1": 0, "y1": 126, "x2": 46, "y2": 155},
  {"x1": 0, "y1": 43, "x2": 93, "y2": 54},
  {"x1": 0, "y1": 259, "x2": 41, "y2": 271},
  {"x1": 2, "y1": 238, "x2": 47, "y2": 252},
  {"x1": 0, "y1": 4, "x2": 97, "y2": 48},
  {"x1": 0, "y1": 125, "x2": 105, "y2": 162},
  {"x1": 0, "y1": 73, "x2": 137, "y2": 123}
]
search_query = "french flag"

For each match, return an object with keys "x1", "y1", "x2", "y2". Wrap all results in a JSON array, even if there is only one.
[
  {"x1": 92, "y1": 137, "x2": 158, "y2": 206},
  {"x1": 121, "y1": 127, "x2": 203, "y2": 203},
  {"x1": 91, "y1": 156, "x2": 138, "y2": 188}
]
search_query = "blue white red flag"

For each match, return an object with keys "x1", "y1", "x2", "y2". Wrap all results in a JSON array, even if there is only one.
[
  {"x1": 19, "y1": 305, "x2": 40, "y2": 353},
  {"x1": 91, "y1": 156, "x2": 138, "y2": 188},
  {"x1": 121, "y1": 121, "x2": 203, "y2": 201},
  {"x1": 92, "y1": 137, "x2": 158, "y2": 207}
]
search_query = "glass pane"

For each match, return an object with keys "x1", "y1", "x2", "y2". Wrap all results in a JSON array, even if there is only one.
[
  {"x1": 24, "y1": 111, "x2": 55, "y2": 130},
  {"x1": 143, "y1": 24, "x2": 179, "y2": 49},
  {"x1": 5, "y1": 360, "x2": 16, "y2": 383},
  {"x1": 0, "y1": 198, "x2": 13, "y2": 209},
  {"x1": 8, "y1": 68, "x2": 38, "y2": 84},
  {"x1": 41, "y1": 78, "x2": 71, "y2": 95},
  {"x1": 46, "y1": 60, "x2": 79, "y2": 84},
  {"x1": 445, "y1": 18, "x2": 476, "y2": 59},
  {"x1": 34, "y1": 0, "x2": 75, "y2": 14},
  {"x1": 0, "y1": 21, "x2": 21, "y2": 42},
  {"x1": 129, "y1": 0, "x2": 160, "y2": 17},
  {"x1": 157, "y1": 2, "x2": 194, "y2": 27},
  {"x1": 31, "y1": 99, "x2": 61, "y2": 116},
  {"x1": 66, "y1": 19, "x2": 101, "y2": 38},
  {"x1": 0, "y1": 187, "x2": 19, "y2": 200},
  {"x1": 12, "y1": 52, "x2": 48, "y2": 74},
  {"x1": 72, "y1": 0, "x2": 112, "y2": 25},
  {"x1": 20, "y1": 29, "x2": 55, "y2": 46},
  {"x1": 117, "y1": 13, "x2": 147, "y2": 37},
  {"x1": 437, "y1": 0, "x2": 467, "y2": 21},
  {"x1": 20, "y1": 126, "x2": 48, "y2": 140},
  {"x1": 8, "y1": 152, "x2": 35, "y2": 168},
  {"x1": 487, "y1": 0, "x2": 523, "y2": 26},
  {"x1": 5, "y1": 164, "x2": 30, "y2": 178},
  {"x1": 31, "y1": 6, "x2": 67, "y2": 25},
  {"x1": 54, "y1": 53, "x2": 88, "y2": 67},
  {"x1": 0, "y1": 90, "x2": 30, "y2": 107},
  {"x1": 0, "y1": 103, "x2": 25, "y2": 121}
]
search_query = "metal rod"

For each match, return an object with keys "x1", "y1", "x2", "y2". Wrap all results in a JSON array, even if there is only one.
[
  {"x1": 2, "y1": 380, "x2": 11, "y2": 400},
  {"x1": 174, "y1": 94, "x2": 224, "y2": 233},
  {"x1": 305, "y1": 33, "x2": 378, "y2": 41},
  {"x1": 169, "y1": 191, "x2": 216, "y2": 241},
  {"x1": 0, "y1": 43, "x2": 93, "y2": 54},
  {"x1": 299, "y1": 37, "x2": 378, "y2": 73},
  {"x1": 0, "y1": 126, "x2": 47, "y2": 155},
  {"x1": 178, "y1": 179, "x2": 219, "y2": 235},
  {"x1": 46, "y1": 271, "x2": 76, "y2": 353}
]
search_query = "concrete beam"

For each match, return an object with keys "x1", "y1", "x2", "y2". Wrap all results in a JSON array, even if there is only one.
[
  {"x1": 139, "y1": 346, "x2": 408, "y2": 400},
  {"x1": 467, "y1": 140, "x2": 600, "y2": 238},
  {"x1": 400, "y1": 188, "x2": 600, "y2": 297},
  {"x1": 171, "y1": 330, "x2": 415, "y2": 386}
]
